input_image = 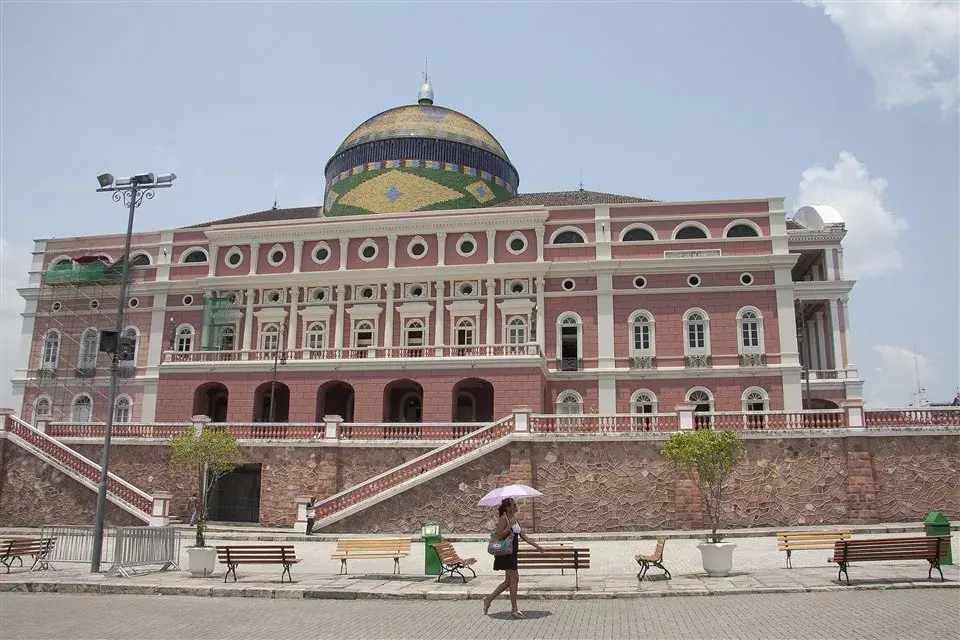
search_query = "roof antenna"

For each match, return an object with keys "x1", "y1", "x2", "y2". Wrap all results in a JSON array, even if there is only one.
[
  {"x1": 272, "y1": 185, "x2": 279, "y2": 210},
  {"x1": 418, "y1": 58, "x2": 434, "y2": 105},
  {"x1": 579, "y1": 168, "x2": 584, "y2": 192}
]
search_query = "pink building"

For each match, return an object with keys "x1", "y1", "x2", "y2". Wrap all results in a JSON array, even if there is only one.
[{"x1": 11, "y1": 83, "x2": 861, "y2": 429}]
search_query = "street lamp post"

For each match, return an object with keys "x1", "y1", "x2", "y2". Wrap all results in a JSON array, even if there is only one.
[
  {"x1": 268, "y1": 325, "x2": 287, "y2": 422},
  {"x1": 90, "y1": 172, "x2": 176, "y2": 573},
  {"x1": 795, "y1": 299, "x2": 812, "y2": 411}
]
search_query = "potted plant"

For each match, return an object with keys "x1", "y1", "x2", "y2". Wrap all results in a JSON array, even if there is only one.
[
  {"x1": 660, "y1": 429, "x2": 745, "y2": 577},
  {"x1": 169, "y1": 427, "x2": 240, "y2": 577}
]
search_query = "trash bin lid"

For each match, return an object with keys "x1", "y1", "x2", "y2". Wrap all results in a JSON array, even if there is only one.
[
  {"x1": 421, "y1": 522, "x2": 439, "y2": 536},
  {"x1": 923, "y1": 510, "x2": 950, "y2": 525}
]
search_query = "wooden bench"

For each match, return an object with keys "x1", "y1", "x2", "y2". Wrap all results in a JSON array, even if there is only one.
[
  {"x1": 516, "y1": 546, "x2": 590, "y2": 589},
  {"x1": 0, "y1": 538, "x2": 56, "y2": 573},
  {"x1": 635, "y1": 536, "x2": 671, "y2": 581},
  {"x1": 776, "y1": 530, "x2": 851, "y2": 568},
  {"x1": 430, "y1": 542, "x2": 476, "y2": 583},
  {"x1": 215, "y1": 545, "x2": 300, "y2": 583},
  {"x1": 830, "y1": 536, "x2": 951, "y2": 585},
  {"x1": 331, "y1": 537, "x2": 412, "y2": 575}
]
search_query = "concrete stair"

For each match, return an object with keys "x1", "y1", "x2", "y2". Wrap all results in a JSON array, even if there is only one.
[
  {"x1": 1, "y1": 413, "x2": 152, "y2": 523},
  {"x1": 314, "y1": 415, "x2": 516, "y2": 530}
]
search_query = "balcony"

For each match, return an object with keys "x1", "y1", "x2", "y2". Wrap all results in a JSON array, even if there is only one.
[
  {"x1": 629, "y1": 356, "x2": 656, "y2": 370},
  {"x1": 739, "y1": 353, "x2": 767, "y2": 367},
  {"x1": 556, "y1": 357, "x2": 583, "y2": 372},
  {"x1": 36, "y1": 367, "x2": 58, "y2": 380},
  {"x1": 801, "y1": 368, "x2": 859, "y2": 382},
  {"x1": 73, "y1": 365, "x2": 97, "y2": 379},
  {"x1": 162, "y1": 343, "x2": 544, "y2": 366},
  {"x1": 684, "y1": 355, "x2": 713, "y2": 369}
]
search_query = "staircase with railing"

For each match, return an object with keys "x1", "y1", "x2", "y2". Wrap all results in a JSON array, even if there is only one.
[
  {"x1": 1, "y1": 413, "x2": 152, "y2": 522},
  {"x1": 313, "y1": 415, "x2": 516, "y2": 530}
]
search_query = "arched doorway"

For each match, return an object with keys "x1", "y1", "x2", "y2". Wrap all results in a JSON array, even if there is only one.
[
  {"x1": 807, "y1": 398, "x2": 840, "y2": 410},
  {"x1": 383, "y1": 380, "x2": 423, "y2": 422},
  {"x1": 317, "y1": 381, "x2": 355, "y2": 422},
  {"x1": 253, "y1": 381, "x2": 290, "y2": 422},
  {"x1": 193, "y1": 383, "x2": 229, "y2": 422},
  {"x1": 451, "y1": 378, "x2": 494, "y2": 422}
]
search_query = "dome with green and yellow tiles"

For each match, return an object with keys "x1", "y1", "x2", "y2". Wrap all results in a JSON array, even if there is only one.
[{"x1": 323, "y1": 82, "x2": 519, "y2": 216}]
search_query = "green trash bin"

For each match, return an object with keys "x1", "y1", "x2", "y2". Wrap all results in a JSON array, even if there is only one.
[
  {"x1": 422, "y1": 522, "x2": 443, "y2": 575},
  {"x1": 923, "y1": 510, "x2": 953, "y2": 565}
]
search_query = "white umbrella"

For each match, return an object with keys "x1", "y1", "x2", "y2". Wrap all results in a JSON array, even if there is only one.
[{"x1": 477, "y1": 484, "x2": 543, "y2": 507}]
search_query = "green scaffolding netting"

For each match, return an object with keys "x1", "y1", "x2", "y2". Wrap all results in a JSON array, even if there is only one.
[
  {"x1": 201, "y1": 296, "x2": 233, "y2": 350},
  {"x1": 45, "y1": 261, "x2": 124, "y2": 285}
]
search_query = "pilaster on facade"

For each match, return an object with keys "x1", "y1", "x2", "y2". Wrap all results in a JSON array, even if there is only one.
[
  {"x1": 339, "y1": 238, "x2": 349, "y2": 271},
  {"x1": 207, "y1": 245, "x2": 219, "y2": 277},
  {"x1": 384, "y1": 283, "x2": 396, "y2": 348},
  {"x1": 535, "y1": 277, "x2": 546, "y2": 350},
  {"x1": 486, "y1": 230, "x2": 496, "y2": 264},
  {"x1": 827, "y1": 298, "x2": 844, "y2": 371},
  {"x1": 768, "y1": 198, "x2": 789, "y2": 255},
  {"x1": 387, "y1": 235, "x2": 397, "y2": 269},
  {"x1": 433, "y1": 281, "x2": 445, "y2": 356},
  {"x1": 485, "y1": 279, "x2": 496, "y2": 344},
  {"x1": 774, "y1": 268, "x2": 800, "y2": 367},
  {"x1": 596, "y1": 273, "x2": 615, "y2": 369},
  {"x1": 436, "y1": 232, "x2": 447, "y2": 267},
  {"x1": 334, "y1": 285, "x2": 346, "y2": 349},
  {"x1": 292, "y1": 240, "x2": 303, "y2": 274},
  {"x1": 241, "y1": 288, "x2": 255, "y2": 355},
  {"x1": 841, "y1": 296, "x2": 854, "y2": 369},
  {"x1": 247, "y1": 242, "x2": 260, "y2": 276},
  {"x1": 598, "y1": 376, "x2": 617, "y2": 414},
  {"x1": 535, "y1": 228, "x2": 545, "y2": 262},
  {"x1": 156, "y1": 232, "x2": 174, "y2": 282},
  {"x1": 594, "y1": 206, "x2": 611, "y2": 261},
  {"x1": 286, "y1": 287, "x2": 299, "y2": 350}
]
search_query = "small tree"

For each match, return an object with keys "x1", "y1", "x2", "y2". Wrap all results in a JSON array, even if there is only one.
[
  {"x1": 660, "y1": 429, "x2": 745, "y2": 544},
  {"x1": 169, "y1": 427, "x2": 240, "y2": 548}
]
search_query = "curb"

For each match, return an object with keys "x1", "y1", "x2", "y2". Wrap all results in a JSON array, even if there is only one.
[{"x1": 1, "y1": 580, "x2": 956, "y2": 600}]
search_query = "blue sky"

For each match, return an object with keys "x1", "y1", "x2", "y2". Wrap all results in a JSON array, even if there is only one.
[{"x1": 1, "y1": 1, "x2": 957, "y2": 408}]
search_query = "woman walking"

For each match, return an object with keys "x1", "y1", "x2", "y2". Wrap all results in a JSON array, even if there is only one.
[{"x1": 483, "y1": 497, "x2": 544, "y2": 618}]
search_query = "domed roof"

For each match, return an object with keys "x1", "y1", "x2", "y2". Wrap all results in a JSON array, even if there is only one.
[{"x1": 335, "y1": 104, "x2": 510, "y2": 161}]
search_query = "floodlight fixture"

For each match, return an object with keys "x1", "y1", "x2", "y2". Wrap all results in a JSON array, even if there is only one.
[
  {"x1": 155, "y1": 172, "x2": 177, "y2": 184},
  {"x1": 133, "y1": 172, "x2": 155, "y2": 185},
  {"x1": 97, "y1": 173, "x2": 115, "y2": 188},
  {"x1": 114, "y1": 176, "x2": 134, "y2": 187}
]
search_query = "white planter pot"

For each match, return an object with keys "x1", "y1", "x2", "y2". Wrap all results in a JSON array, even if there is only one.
[
  {"x1": 186, "y1": 546, "x2": 217, "y2": 578},
  {"x1": 698, "y1": 541, "x2": 736, "y2": 577}
]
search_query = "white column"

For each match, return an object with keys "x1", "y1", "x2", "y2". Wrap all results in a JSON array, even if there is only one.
[
  {"x1": 815, "y1": 311, "x2": 827, "y2": 370},
  {"x1": 535, "y1": 277, "x2": 546, "y2": 351},
  {"x1": 334, "y1": 285, "x2": 345, "y2": 349},
  {"x1": 387, "y1": 235, "x2": 397, "y2": 269},
  {"x1": 836, "y1": 248, "x2": 845, "y2": 280},
  {"x1": 241, "y1": 289, "x2": 255, "y2": 354},
  {"x1": 436, "y1": 232, "x2": 446, "y2": 267},
  {"x1": 156, "y1": 232, "x2": 173, "y2": 282},
  {"x1": 433, "y1": 281, "x2": 445, "y2": 356},
  {"x1": 841, "y1": 295, "x2": 854, "y2": 368},
  {"x1": 12, "y1": 241, "x2": 45, "y2": 401},
  {"x1": 598, "y1": 376, "x2": 616, "y2": 413},
  {"x1": 773, "y1": 268, "x2": 800, "y2": 367},
  {"x1": 146, "y1": 292, "x2": 169, "y2": 372},
  {"x1": 596, "y1": 273, "x2": 615, "y2": 368},
  {"x1": 594, "y1": 206, "x2": 611, "y2": 261},
  {"x1": 535, "y1": 228, "x2": 545, "y2": 262},
  {"x1": 485, "y1": 279, "x2": 495, "y2": 345},
  {"x1": 486, "y1": 230, "x2": 496, "y2": 264},
  {"x1": 207, "y1": 245, "x2": 219, "y2": 277},
  {"x1": 292, "y1": 240, "x2": 303, "y2": 274},
  {"x1": 339, "y1": 238, "x2": 349, "y2": 271},
  {"x1": 141, "y1": 381, "x2": 158, "y2": 423},
  {"x1": 384, "y1": 283, "x2": 395, "y2": 348},
  {"x1": 287, "y1": 287, "x2": 298, "y2": 350},
  {"x1": 248, "y1": 242, "x2": 260, "y2": 276},
  {"x1": 825, "y1": 248, "x2": 836, "y2": 281},
  {"x1": 827, "y1": 298, "x2": 843, "y2": 371}
]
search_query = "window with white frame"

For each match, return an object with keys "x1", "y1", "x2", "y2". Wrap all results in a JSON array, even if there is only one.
[
  {"x1": 41, "y1": 330, "x2": 60, "y2": 367},
  {"x1": 34, "y1": 395, "x2": 52, "y2": 418},
  {"x1": 218, "y1": 326, "x2": 236, "y2": 351},
  {"x1": 686, "y1": 388, "x2": 714, "y2": 429},
  {"x1": 737, "y1": 308, "x2": 763, "y2": 352},
  {"x1": 71, "y1": 394, "x2": 93, "y2": 424},
  {"x1": 353, "y1": 321, "x2": 375, "y2": 348},
  {"x1": 742, "y1": 387, "x2": 768, "y2": 412},
  {"x1": 260, "y1": 323, "x2": 281, "y2": 352},
  {"x1": 631, "y1": 390, "x2": 658, "y2": 414},
  {"x1": 403, "y1": 319, "x2": 425, "y2": 350},
  {"x1": 114, "y1": 395, "x2": 133, "y2": 423},
  {"x1": 557, "y1": 313, "x2": 582, "y2": 370},
  {"x1": 557, "y1": 391, "x2": 583, "y2": 414},
  {"x1": 683, "y1": 309, "x2": 710, "y2": 353},
  {"x1": 550, "y1": 228, "x2": 586, "y2": 244},
  {"x1": 78, "y1": 328, "x2": 99, "y2": 368},
  {"x1": 454, "y1": 318, "x2": 476, "y2": 352},
  {"x1": 506, "y1": 317, "x2": 527, "y2": 345},
  {"x1": 120, "y1": 327, "x2": 138, "y2": 365},
  {"x1": 175, "y1": 325, "x2": 194, "y2": 352},
  {"x1": 629, "y1": 311, "x2": 655, "y2": 355},
  {"x1": 304, "y1": 322, "x2": 326, "y2": 353}
]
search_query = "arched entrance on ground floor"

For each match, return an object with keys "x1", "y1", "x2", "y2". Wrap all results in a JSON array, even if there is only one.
[
  {"x1": 317, "y1": 381, "x2": 355, "y2": 422},
  {"x1": 452, "y1": 378, "x2": 494, "y2": 422},
  {"x1": 193, "y1": 382, "x2": 229, "y2": 422},
  {"x1": 208, "y1": 463, "x2": 261, "y2": 523},
  {"x1": 806, "y1": 398, "x2": 840, "y2": 409},
  {"x1": 383, "y1": 380, "x2": 423, "y2": 422},
  {"x1": 253, "y1": 381, "x2": 290, "y2": 422}
]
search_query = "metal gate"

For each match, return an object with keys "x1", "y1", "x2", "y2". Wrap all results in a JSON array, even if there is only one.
[{"x1": 208, "y1": 463, "x2": 261, "y2": 523}]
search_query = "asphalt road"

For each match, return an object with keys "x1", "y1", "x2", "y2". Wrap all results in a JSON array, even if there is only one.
[{"x1": 1, "y1": 590, "x2": 958, "y2": 640}]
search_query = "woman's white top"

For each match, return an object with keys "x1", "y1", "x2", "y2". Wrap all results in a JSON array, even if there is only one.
[{"x1": 511, "y1": 523, "x2": 522, "y2": 534}]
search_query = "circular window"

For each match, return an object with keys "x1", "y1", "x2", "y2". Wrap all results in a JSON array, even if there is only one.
[
  {"x1": 226, "y1": 249, "x2": 243, "y2": 268},
  {"x1": 459, "y1": 282, "x2": 474, "y2": 296},
  {"x1": 268, "y1": 291, "x2": 281, "y2": 303},
  {"x1": 311, "y1": 289, "x2": 327, "y2": 302},
  {"x1": 456, "y1": 235, "x2": 477, "y2": 257},
  {"x1": 633, "y1": 276, "x2": 647, "y2": 290},
  {"x1": 510, "y1": 281, "x2": 525, "y2": 294},
  {"x1": 182, "y1": 295, "x2": 194, "y2": 306},
  {"x1": 360, "y1": 287, "x2": 374, "y2": 300},
  {"x1": 128, "y1": 297, "x2": 139, "y2": 309},
  {"x1": 687, "y1": 274, "x2": 702, "y2": 288},
  {"x1": 268, "y1": 247, "x2": 286, "y2": 267},
  {"x1": 507, "y1": 234, "x2": 527, "y2": 255},
  {"x1": 359, "y1": 240, "x2": 378, "y2": 262},
  {"x1": 89, "y1": 299, "x2": 100, "y2": 310},
  {"x1": 410, "y1": 285, "x2": 424, "y2": 298},
  {"x1": 740, "y1": 272, "x2": 754, "y2": 286},
  {"x1": 312, "y1": 243, "x2": 331, "y2": 265},
  {"x1": 561, "y1": 278, "x2": 576, "y2": 291},
  {"x1": 51, "y1": 301, "x2": 62, "y2": 312},
  {"x1": 407, "y1": 237, "x2": 428, "y2": 259},
  {"x1": 227, "y1": 293, "x2": 239, "y2": 304}
]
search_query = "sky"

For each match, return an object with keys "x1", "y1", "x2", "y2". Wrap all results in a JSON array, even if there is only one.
[{"x1": 1, "y1": 1, "x2": 958, "y2": 410}]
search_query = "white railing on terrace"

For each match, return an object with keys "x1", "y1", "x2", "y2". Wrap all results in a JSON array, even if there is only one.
[
  {"x1": 802, "y1": 368, "x2": 860, "y2": 381},
  {"x1": 530, "y1": 413, "x2": 680, "y2": 433},
  {"x1": 864, "y1": 407, "x2": 960, "y2": 427},
  {"x1": 338, "y1": 422, "x2": 487, "y2": 440},
  {"x1": 47, "y1": 422, "x2": 192, "y2": 438},
  {"x1": 162, "y1": 343, "x2": 542, "y2": 363},
  {"x1": 693, "y1": 409, "x2": 845, "y2": 430}
]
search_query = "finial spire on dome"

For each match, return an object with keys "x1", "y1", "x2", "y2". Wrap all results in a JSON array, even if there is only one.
[{"x1": 418, "y1": 58, "x2": 434, "y2": 105}]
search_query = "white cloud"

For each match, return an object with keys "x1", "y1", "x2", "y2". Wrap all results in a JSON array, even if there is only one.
[
  {"x1": 797, "y1": 151, "x2": 907, "y2": 279},
  {"x1": 0, "y1": 237, "x2": 31, "y2": 410},
  {"x1": 805, "y1": 0, "x2": 959, "y2": 111},
  {"x1": 868, "y1": 344, "x2": 937, "y2": 408}
]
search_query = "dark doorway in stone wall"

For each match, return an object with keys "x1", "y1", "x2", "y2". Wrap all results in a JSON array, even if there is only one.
[
  {"x1": 317, "y1": 381, "x2": 355, "y2": 422},
  {"x1": 208, "y1": 463, "x2": 261, "y2": 524},
  {"x1": 193, "y1": 382, "x2": 229, "y2": 422}
]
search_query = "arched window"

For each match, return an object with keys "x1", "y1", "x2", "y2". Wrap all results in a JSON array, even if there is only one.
[
  {"x1": 175, "y1": 324, "x2": 194, "y2": 352},
  {"x1": 34, "y1": 395, "x2": 52, "y2": 419},
  {"x1": 120, "y1": 327, "x2": 139, "y2": 365},
  {"x1": 674, "y1": 224, "x2": 709, "y2": 240},
  {"x1": 454, "y1": 318, "x2": 476, "y2": 355},
  {"x1": 683, "y1": 309, "x2": 710, "y2": 355},
  {"x1": 550, "y1": 228, "x2": 586, "y2": 244},
  {"x1": 557, "y1": 313, "x2": 582, "y2": 371},
  {"x1": 218, "y1": 326, "x2": 236, "y2": 352},
  {"x1": 506, "y1": 317, "x2": 527, "y2": 345},
  {"x1": 114, "y1": 395, "x2": 133, "y2": 423},
  {"x1": 621, "y1": 226, "x2": 656, "y2": 242},
  {"x1": 737, "y1": 307, "x2": 764, "y2": 353},
  {"x1": 725, "y1": 222, "x2": 761, "y2": 238},
  {"x1": 40, "y1": 330, "x2": 60, "y2": 367},
  {"x1": 687, "y1": 387, "x2": 714, "y2": 429},
  {"x1": 51, "y1": 256, "x2": 73, "y2": 272},
  {"x1": 259, "y1": 323, "x2": 281, "y2": 352},
  {"x1": 455, "y1": 391, "x2": 476, "y2": 422},
  {"x1": 353, "y1": 321, "x2": 375, "y2": 349},
  {"x1": 71, "y1": 394, "x2": 93, "y2": 424},
  {"x1": 78, "y1": 328, "x2": 100, "y2": 368},
  {"x1": 631, "y1": 390, "x2": 658, "y2": 414},
  {"x1": 180, "y1": 248, "x2": 209, "y2": 264},
  {"x1": 403, "y1": 319, "x2": 425, "y2": 356},
  {"x1": 742, "y1": 387, "x2": 769, "y2": 429},
  {"x1": 628, "y1": 311, "x2": 655, "y2": 356},
  {"x1": 130, "y1": 252, "x2": 152, "y2": 267},
  {"x1": 556, "y1": 391, "x2": 583, "y2": 415},
  {"x1": 304, "y1": 322, "x2": 325, "y2": 354}
]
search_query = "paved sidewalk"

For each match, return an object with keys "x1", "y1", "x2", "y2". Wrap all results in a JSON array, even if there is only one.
[{"x1": 1, "y1": 531, "x2": 956, "y2": 600}]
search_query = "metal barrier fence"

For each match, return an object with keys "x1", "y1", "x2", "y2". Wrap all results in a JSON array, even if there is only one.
[
  {"x1": 106, "y1": 526, "x2": 181, "y2": 578},
  {"x1": 39, "y1": 525, "x2": 113, "y2": 567}
]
